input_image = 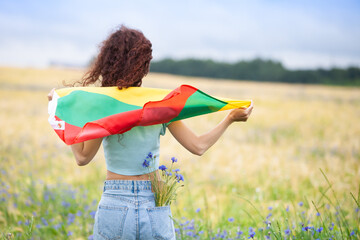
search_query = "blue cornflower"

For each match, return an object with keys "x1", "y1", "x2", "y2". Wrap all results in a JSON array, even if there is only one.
[
  {"x1": 248, "y1": 227, "x2": 255, "y2": 239},
  {"x1": 199, "y1": 231, "x2": 204, "y2": 234},
  {"x1": 196, "y1": 208, "x2": 201, "y2": 213},
  {"x1": 18, "y1": 221, "x2": 22, "y2": 225},
  {"x1": 142, "y1": 159, "x2": 150, "y2": 168},
  {"x1": 286, "y1": 206, "x2": 290, "y2": 212},
  {"x1": 284, "y1": 229, "x2": 290, "y2": 235},
  {"x1": 67, "y1": 213, "x2": 75, "y2": 225},
  {"x1": 90, "y1": 211, "x2": 96, "y2": 219},
  {"x1": 350, "y1": 231, "x2": 355, "y2": 236},
  {"x1": 44, "y1": 193, "x2": 49, "y2": 201},
  {"x1": 171, "y1": 157, "x2": 178, "y2": 163},
  {"x1": 62, "y1": 201, "x2": 71, "y2": 208},
  {"x1": 41, "y1": 217, "x2": 48, "y2": 226},
  {"x1": 228, "y1": 217, "x2": 234, "y2": 222},
  {"x1": 76, "y1": 210, "x2": 82, "y2": 217},
  {"x1": 316, "y1": 227, "x2": 323, "y2": 233},
  {"x1": 147, "y1": 152, "x2": 153, "y2": 158},
  {"x1": 298, "y1": 202, "x2": 304, "y2": 207},
  {"x1": 53, "y1": 223, "x2": 61, "y2": 230},
  {"x1": 176, "y1": 174, "x2": 184, "y2": 182},
  {"x1": 316, "y1": 212, "x2": 321, "y2": 216},
  {"x1": 248, "y1": 232, "x2": 255, "y2": 239},
  {"x1": 222, "y1": 230, "x2": 227, "y2": 236},
  {"x1": 266, "y1": 213, "x2": 272, "y2": 219},
  {"x1": 186, "y1": 225, "x2": 195, "y2": 230},
  {"x1": 237, "y1": 231, "x2": 243, "y2": 236},
  {"x1": 268, "y1": 206, "x2": 273, "y2": 210},
  {"x1": 159, "y1": 165, "x2": 167, "y2": 171},
  {"x1": 68, "y1": 231, "x2": 73, "y2": 236},
  {"x1": 265, "y1": 220, "x2": 271, "y2": 229},
  {"x1": 173, "y1": 168, "x2": 180, "y2": 172}
]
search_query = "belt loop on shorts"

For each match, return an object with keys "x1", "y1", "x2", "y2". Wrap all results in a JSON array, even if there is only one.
[{"x1": 133, "y1": 181, "x2": 140, "y2": 194}]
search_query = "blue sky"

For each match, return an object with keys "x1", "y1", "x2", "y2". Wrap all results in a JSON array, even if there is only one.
[{"x1": 0, "y1": 0, "x2": 359, "y2": 69}]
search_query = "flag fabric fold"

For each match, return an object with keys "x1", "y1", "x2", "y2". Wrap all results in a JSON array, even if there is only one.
[{"x1": 48, "y1": 85, "x2": 252, "y2": 145}]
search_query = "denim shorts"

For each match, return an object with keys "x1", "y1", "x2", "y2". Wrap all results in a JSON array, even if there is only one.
[{"x1": 93, "y1": 180, "x2": 176, "y2": 240}]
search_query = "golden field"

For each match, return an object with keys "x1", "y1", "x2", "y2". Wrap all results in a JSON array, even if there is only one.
[{"x1": 0, "y1": 66, "x2": 359, "y2": 239}]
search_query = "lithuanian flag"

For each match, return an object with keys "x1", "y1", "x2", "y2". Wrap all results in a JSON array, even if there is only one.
[{"x1": 48, "y1": 85, "x2": 252, "y2": 145}]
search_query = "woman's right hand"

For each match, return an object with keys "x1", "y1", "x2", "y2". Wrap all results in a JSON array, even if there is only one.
[
  {"x1": 47, "y1": 88, "x2": 55, "y2": 101},
  {"x1": 168, "y1": 103, "x2": 254, "y2": 156},
  {"x1": 228, "y1": 104, "x2": 254, "y2": 122}
]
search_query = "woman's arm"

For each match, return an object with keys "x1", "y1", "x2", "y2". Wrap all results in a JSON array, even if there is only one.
[
  {"x1": 48, "y1": 88, "x2": 102, "y2": 166},
  {"x1": 167, "y1": 106, "x2": 253, "y2": 156},
  {"x1": 70, "y1": 138, "x2": 103, "y2": 166}
]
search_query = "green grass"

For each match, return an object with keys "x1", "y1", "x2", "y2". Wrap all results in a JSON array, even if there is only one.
[{"x1": 0, "y1": 67, "x2": 359, "y2": 239}]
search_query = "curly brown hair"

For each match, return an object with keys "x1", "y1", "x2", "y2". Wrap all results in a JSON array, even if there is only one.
[{"x1": 80, "y1": 25, "x2": 152, "y2": 89}]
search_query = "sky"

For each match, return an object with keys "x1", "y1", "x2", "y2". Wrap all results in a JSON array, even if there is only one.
[{"x1": 0, "y1": 0, "x2": 359, "y2": 70}]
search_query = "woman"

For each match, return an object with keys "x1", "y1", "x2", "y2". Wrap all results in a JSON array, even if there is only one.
[{"x1": 48, "y1": 25, "x2": 253, "y2": 240}]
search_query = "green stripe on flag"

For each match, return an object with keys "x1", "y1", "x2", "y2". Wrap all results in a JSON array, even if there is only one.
[
  {"x1": 172, "y1": 90, "x2": 227, "y2": 121},
  {"x1": 56, "y1": 90, "x2": 142, "y2": 127}
]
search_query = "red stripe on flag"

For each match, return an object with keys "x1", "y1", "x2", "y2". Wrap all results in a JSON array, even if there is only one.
[
  {"x1": 53, "y1": 85, "x2": 198, "y2": 145},
  {"x1": 89, "y1": 109, "x2": 143, "y2": 135},
  {"x1": 139, "y1": 85, "x2": 197, "y2": 126},
  {"x1": 56, "y1": 110, "x2": 143, "y2": 144},
  {"x1": 53, "y1": 116, "x2": 83, "y2": 145}
]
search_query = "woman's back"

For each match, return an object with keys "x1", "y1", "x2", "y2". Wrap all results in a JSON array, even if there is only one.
[{"x1": 103, "y1": 123, "x2": 168, "y2": 176}]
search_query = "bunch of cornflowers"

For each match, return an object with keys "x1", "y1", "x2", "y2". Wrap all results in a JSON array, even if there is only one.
[{"x1": 142, "y1": 153, "x2": 184, "y2": 207}]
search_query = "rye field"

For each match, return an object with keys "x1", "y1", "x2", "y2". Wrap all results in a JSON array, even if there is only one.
[{"x1": 0, "y1": 67, "x2": 359, "y2": 239}]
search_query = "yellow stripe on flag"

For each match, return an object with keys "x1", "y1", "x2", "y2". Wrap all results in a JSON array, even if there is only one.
[
  {"x1": 56, "y1": 87, "x2": 171, "y2": 107},
  {"x1": 218, "y1": 100, "x2": 252, "y2": 111}
]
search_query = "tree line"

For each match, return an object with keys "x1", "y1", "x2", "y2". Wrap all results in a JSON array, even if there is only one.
[{"x1": 150, "y1": 58, "x2": 360, "y2": 86}]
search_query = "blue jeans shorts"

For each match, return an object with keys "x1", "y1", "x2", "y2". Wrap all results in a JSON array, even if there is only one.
[{"x1": 93, "y1": 180, "x2": 176, "y2": 240}]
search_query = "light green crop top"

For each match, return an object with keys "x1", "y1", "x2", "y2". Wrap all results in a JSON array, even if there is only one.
[{"x1": 102, "y1": 123, "x2": 168, "y2": 175}]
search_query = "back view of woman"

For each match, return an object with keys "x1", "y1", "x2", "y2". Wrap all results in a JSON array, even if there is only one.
[{"x1": 49, "y1": 25, "x2": 253, "y2": 240}]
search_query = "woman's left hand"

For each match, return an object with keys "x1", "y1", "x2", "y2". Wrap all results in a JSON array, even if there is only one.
[{"x1": 47, "y1": 88, "x2": 55, "y2": 101}]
